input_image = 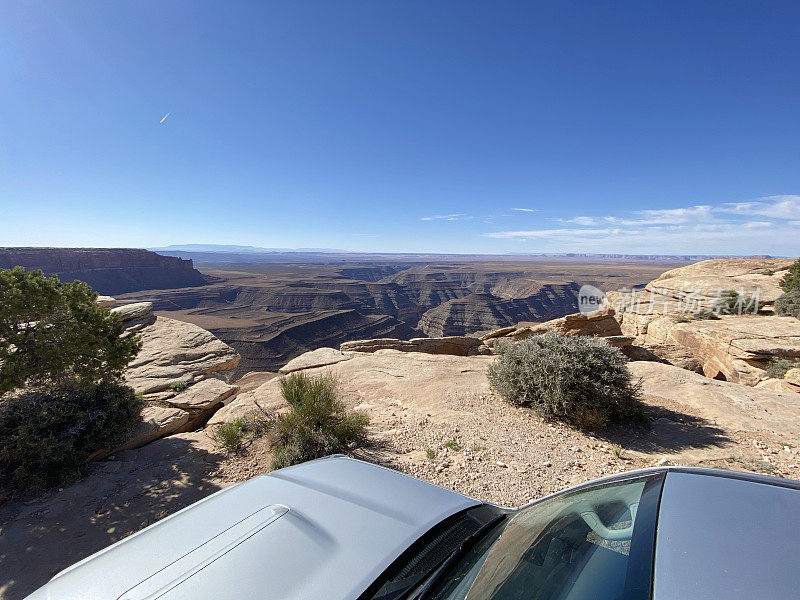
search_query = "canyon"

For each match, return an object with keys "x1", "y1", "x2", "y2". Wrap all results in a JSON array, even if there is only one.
[{"x1": 115, "y1": 255, "x2": 684, "y2": 375}]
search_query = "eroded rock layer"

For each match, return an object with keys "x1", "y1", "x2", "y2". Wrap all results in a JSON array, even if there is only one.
[{"x1": 0, "y1": 247, "x2": 208, "y2": 294}]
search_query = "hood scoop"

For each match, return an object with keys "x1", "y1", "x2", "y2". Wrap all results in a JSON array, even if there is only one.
[{"x1": 118, "y1": 504, "x2": 289, "y2": 600}]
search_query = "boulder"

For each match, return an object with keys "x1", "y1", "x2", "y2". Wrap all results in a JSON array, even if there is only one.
[
  {"x1": 207, "y1": 377, "x2": 290, "y2": 426},
  {"x1": 167, "y1": 378, "x2": 239, "y2": 411},
  {"x1": 278, "y1": 347, "x2": 352, "y2": 374},
  {"x1": 340, "y1": 338, "x2": 419, "y2": 353},
  {"x1": 110, "y1": 301, "x2": 153, "y2": 322},
  {"x1": 96, "y1": 295, "x2": 116, "y2": 308},
  {"x1": 786, "y1": 368, "x2": 800, "y2": 391},
  {"x1": 480, "y1": 325, "x2": 518, "y2": 341},
  {"x1": 341, "y1": 336, "x2": 486, "y2": 356},
  {"x1": 124, "y1": 316, "x2": 240, "y2": 394},
  {"x1": 483, "y1": 307, "x2": 622, "y2": 349}
]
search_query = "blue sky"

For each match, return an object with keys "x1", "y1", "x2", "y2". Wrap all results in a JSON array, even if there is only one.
[{"x1": 1, "y1": 1, "x2": 798, "y2": 254}]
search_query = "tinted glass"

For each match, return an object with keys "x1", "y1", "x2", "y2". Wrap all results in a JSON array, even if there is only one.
[{"x1": 424, "y1": 475, "x2": 661, "y2": 600}]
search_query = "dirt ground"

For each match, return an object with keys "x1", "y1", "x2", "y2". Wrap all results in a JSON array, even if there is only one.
[{"x1": 2, "y1": 355, "x2": 799, "y2": 599}]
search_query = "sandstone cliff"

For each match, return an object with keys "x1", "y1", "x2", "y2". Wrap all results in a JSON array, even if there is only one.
[
  {"x1": 0, "y1": 247, "x2": 208, "y2": 294},
  {"x1": 608, "y1": 258, "x2": 800, "y2": 384}
]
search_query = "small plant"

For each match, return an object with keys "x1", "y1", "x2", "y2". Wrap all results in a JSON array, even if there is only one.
[
  {"x1": 270, "y1": 372, "x2": 369, "y2": 470},
  {"x1": 488, "y1": 333, "x2": 645, "y2": 430},
  {"x1": 765, "y1": 358, "x2": 795, "y2": 379},
  {"x1": 169, "y1": 380, "x2": 189, "y2": 392},
  {"x1": 209, "y1": 418, "x2": 249, "y2": 453},
  {"x1": 444, "y1": 440, "x2": 462, "y2": 451},
  {"x1": 779, "y1": 258, "x2": 800, "y2": 292},
  {"x1": 610, "y1": 443, "x2": 623, "y2": 459},
  {"x1": 426, "y1": 448, "x2": 436, "y2": 461},
  {"x1": 471, "y1": 443, "x2": 487, "y2": 452},
  {"x1": 775, "y1": 289, "x2": 800, "y2": 319},
  {"x1": 712, "y1": 290, "x2": 760, "y2": 315},
  {"x1": 693, "y1": 310, "x2": 720, "y2": 320},
  {"x1": 760, "y1": 269, "x2": 775, "y2": 276},
  {"x1": 673, "y1": 313, "x2": 693, "y2": 323}
]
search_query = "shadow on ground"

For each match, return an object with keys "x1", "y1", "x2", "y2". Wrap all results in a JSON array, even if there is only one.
[
  {"x1": 600, "y1": 404, "x2": 732, "y2": 455},
  {"x1": 0, "y1": 434, "x2": 226, "y2": 600}
]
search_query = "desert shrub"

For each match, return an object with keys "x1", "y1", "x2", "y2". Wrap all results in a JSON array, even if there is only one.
[
  {"x1": 426, "y1": 449, "x2": 436, "y2": 461},
  {"x1": 0, "y1": 380, "x2": 143, "y2": 492},
  {"x1": 761, "y1": 269, "x2": 775, "y2": 276},
  {"x1": 488, "y1": 332, "x2": 644, "y2": 429},
  {"x1": 672, "y1": 314, "x2": 693, "y2": 323},
  {"x1": 775, "y1": 289, "x2": 800, "y2": 319},
  {"x1": 0, "y1": 267, "x2": 141, "y2": 394},
  {"x1": 444, "y1": 439, "x2": 461, "y2": 451},
  {"x1": 270, "y1": 372, "x2": 369, "y2": 470},
  {"x1": 169, "y1": 380, "x2": 189, "y2": 392},
  {"x1": 765, "y1": 359, "x2": 795, "y2": 379},
  {"x1": 209, "y1": 417, "x2": 249, "y2": 453},
  {"x1": 712, "y1": 289, "x2": 760, "y2": 315},
  {"x1": 693, "y1": 310, "x2": 720, "y2": 320},
  {"x1": 780, "y1": 258, "x2": 800, "y2": 292}
]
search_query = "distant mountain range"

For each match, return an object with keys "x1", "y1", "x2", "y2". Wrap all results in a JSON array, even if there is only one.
[
  {"x1": 150, "y1": 245, "x2": 779, "y2": 263},
  {"x1": 150, "y1": 244, "x2": 353, "y2": 253}
]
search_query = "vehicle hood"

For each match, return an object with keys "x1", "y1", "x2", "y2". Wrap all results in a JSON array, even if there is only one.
[{"x1": 26, "y1": 456, "x2": 479, "y2": 600}]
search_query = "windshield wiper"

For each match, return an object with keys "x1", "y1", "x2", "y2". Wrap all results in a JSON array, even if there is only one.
[{"x1": 411, "y1": 513, "x2": 507, "y2": 600}]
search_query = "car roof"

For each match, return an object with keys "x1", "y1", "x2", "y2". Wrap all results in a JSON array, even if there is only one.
[{"x1": 653, "y1": 469, "x2": 800, "y2": 600}]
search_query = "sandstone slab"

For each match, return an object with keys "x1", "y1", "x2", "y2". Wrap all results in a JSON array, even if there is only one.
[
  {"x1": 629, "y1": 361, "x2": 800, "y2": 442},
  {"x1": 341, "y1": 336, "x2": 485, "y2": 356},
  {"x1": 483, "y1": 307, "x2": 622, "y2": 349},
  {"x1": 211, "y1": 349, "x2": 494, "y2": 425},
  {"x1": 96, "y1": 295, "x2": 116, "y2": 308},
  {"x1": 785, "y1": 368, "x2": 800, "y2": 391},
  {"x1": 622, "y1": 314, "x2": 800, "y2": 385},
  {"x1": 645, "y1": 258, "x2": 794, "y2": 307},
  {"x1": 278, "y1": 347, "x2": 352, "y2": 374},
  {"x1": 110, "y1": 301, "x2": 153, "y2": 322},
  {"x1": 114, "y1": 405, "x2": 190, "y2": 452},
  {"x1": 167, "y1": 378, "x2": 239, "y2": 410},
  {"x1": 124, "y1": 316, "x2": 240, "y2": 394}
]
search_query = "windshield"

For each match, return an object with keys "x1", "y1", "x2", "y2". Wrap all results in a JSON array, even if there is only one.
[{"x1": 417, "y1": 475, "x2": 662, "y2": 600}]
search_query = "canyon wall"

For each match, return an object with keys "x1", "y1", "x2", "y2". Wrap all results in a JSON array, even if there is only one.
[{"x1": 0, "y1": 248, "x2": 208, "y2": 294}]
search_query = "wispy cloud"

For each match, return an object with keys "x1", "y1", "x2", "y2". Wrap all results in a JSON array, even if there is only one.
[
  {"x1": 719, "y1": 195, "x2": 800, "y2": 219},
  {"x1": 510, "y1": 208, "x2": 538, "y2": 213},
  {"x1": 420, "y1": 214, "x2": 471, "y2": 221},
  {"x1": 159, "y1": 112, "x2": 171, "y2": 124},
  {"x1": 482, "y1": 195, "x2": 800, "y2": 253}
]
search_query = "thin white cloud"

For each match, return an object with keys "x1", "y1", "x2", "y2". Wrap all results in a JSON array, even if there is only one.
[
  {"x1": 719, "y1": 195, "x2": 800, "y2": 219},
  {"x1": 481, "y1": 195, "x2": 798, "y2": 253},
  {"x1": 159, "y1": 112, "x2": 171, "y2": 124},
  {"x1": 420, "y1": 214, "x2": 471, "y2": 221},
  {"x1": 510, "y1": 208, "x2": 538, "y2": 212},
  {"x1": 484, "y1": 227, "x2": 627, "y2": 239},
  {"x1": 564, "y1": 216, "x2": 597, "y2": 225}
]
